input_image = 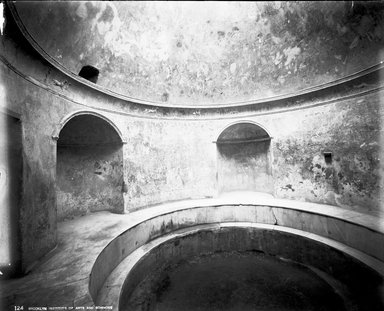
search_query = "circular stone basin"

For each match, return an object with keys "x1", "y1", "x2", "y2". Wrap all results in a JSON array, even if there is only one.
[
  {"x1": 114, "y1": 226, "x2": 384, "y2": 311},
  {"x1": 125, "y1": 251, "x2": 346, "y2": 311}
]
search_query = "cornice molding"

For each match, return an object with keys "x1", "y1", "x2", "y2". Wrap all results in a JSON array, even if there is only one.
[{"x1": 2, "y1": 53, "x2": 384, "y2": 122}]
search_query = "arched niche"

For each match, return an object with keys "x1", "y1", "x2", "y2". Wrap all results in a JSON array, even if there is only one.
[
  {"x1": 56, "y1": 114, "x2": 124, "y2": 221},
  {"x1": 216, "y1": 122, "x2": 273, "y2": 194}
]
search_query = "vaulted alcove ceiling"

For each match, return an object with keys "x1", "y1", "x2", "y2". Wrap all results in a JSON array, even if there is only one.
[{"x1": 11, "y1": 1, "x2": 384, "y2": 106}]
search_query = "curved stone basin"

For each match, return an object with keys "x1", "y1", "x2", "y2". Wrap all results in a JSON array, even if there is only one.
[
  {"x1": 117, "y1": 225, "x2": 382, "y2": 311},
  {"x1": 89, "y1": 200, "x2": 384, "y2": 310}
]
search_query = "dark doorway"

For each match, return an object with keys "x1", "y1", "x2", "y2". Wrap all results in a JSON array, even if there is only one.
[
  {"x1": 216, "y1": 123, "x2": 273, "y2": 194},
  {"x1": 56, "y1": 115, "x2": 123, "y2": 221},
  {"x1": 0, "y1": 113, "x2": 22, "y2": 278}
]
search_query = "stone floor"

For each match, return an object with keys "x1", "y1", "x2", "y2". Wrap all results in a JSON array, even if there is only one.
[{"x1": 0, "y1": 193, "x2": 383, "y2": 310}]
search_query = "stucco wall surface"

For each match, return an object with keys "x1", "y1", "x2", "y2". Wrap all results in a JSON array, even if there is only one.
[{"x1": 270, "y1": 95, "x2": 383, "y2": 212}]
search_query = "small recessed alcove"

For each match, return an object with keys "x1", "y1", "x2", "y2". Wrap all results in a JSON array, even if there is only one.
[
  {"x1": 216, "y1": 122, "x2": 273, "y2": 194},
  {"x1": 56, "y1": 114, "x2": 123, "y2": 221}
]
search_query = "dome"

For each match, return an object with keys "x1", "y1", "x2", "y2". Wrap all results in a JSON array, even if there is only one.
[{"x1": 11, "y1": 1, "x2": 384, "y2": 107}]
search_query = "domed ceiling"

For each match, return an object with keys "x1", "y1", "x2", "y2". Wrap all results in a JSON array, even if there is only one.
[{"x1": 11, "y1": 1, "x2": 384, "y2": 107}]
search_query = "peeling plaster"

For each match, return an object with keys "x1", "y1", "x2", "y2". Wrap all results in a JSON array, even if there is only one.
[{"x1": 283, "y1": 46, "x2": 301, "y2": 67}]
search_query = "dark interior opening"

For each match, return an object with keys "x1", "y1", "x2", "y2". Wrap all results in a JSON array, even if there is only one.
[
  {"x1": 324, "y1": 152, "x2": 333, "y2": 165},
  {"x1": 78, "y1": 65, "x2": 99, "y2": 83}
]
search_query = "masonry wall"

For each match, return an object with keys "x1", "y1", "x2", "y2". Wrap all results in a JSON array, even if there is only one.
[
  {"x1": 120, "y1": 94, "x2": 383, "y2": 214},
  {"x1": 122, "y1": 119, "x2": 217, "y2": 210},
  {"x1": 1, "y1": 5, "x2": 383, "y2": 272},
  {"x1": 0, "y1": 12, "x2": 80, "y2": 270}
]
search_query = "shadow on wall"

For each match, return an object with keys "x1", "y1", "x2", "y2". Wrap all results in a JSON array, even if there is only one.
[
  {"x1": 56, "y1": 114, "x2": 124, "y2": 221},
  {"x1": 216, "y1": 122, "x2": 273, "y2": 194}
]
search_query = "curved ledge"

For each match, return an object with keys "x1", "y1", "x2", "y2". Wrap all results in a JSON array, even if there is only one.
[
  {"x1": 88, "y1": 197, "x2": 384, "y2": 306},
  {"x1": 7, "y1": 2, "x2": 384, "y2": 110},
  {"x1": 1, "y1": 51, "x2": 384, "y2": 121}
]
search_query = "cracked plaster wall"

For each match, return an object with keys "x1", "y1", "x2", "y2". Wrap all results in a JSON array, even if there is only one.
[{"x1": 270, "y1": 95, "x2": 382, "y2": 212}]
